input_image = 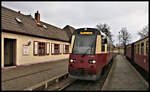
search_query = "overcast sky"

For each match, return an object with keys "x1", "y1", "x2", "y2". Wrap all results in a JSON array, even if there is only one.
[{"x1": 2, "y1": 1, "x2": 148, "y2": 45}]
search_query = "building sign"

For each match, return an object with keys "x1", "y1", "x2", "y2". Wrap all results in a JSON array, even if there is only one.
[{"x1": 23, "y1": 45, "x2": 29, "y2": 55}]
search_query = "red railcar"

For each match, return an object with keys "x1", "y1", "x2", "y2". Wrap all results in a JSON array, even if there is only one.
[{"x1": 68, "y1": 28, "x2": 114, "y2": 80}]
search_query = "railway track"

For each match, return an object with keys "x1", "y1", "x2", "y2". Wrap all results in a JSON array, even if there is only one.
[
  {"x1": 24, "y1": 57, "x2": 114, "y2": 91},
  {"x1": 63, "y1": 58, "x2": 114, "y2": 91}
]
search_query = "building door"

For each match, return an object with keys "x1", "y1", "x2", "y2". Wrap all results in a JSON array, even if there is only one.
[{"x1": 4, "y1": 38, "x2": 16, "y2": 67}]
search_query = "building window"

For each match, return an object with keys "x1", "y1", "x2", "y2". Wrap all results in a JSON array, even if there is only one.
[
  {"x1": 51, "y1": 43, "x2": 60, "y2": 55},
  {"x1": 64, "y1": 45, "x2": 69, "y2": 54},
  {"x1": 34, "y1": 41, "x2": 49, "y2": 56},
  {"x1": 137, "y1": 44, "x2": 140, "y2": 54},
  {"x1": 38, "y1": 42, "x2": 46, "y2": 56}
]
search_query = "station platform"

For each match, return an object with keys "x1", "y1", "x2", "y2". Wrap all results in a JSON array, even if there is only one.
[
  {"x1": 1, "y1": 59, "x2": 68, "y2": 90},
  {"x1": 102, "y1": 55, "x2": 149, "y2": 91}
]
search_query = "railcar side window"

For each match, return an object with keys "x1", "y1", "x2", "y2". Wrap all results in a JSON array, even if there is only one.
[
  {"x1": 107, "y1": 44, "x2": 110, "y2": 52},
  {"x1": 141, "y1": 42, "x2": 144, "y2": 55},
  {"x1": 101, "y1": 39, "x2": 105, "y2": 52},
  {"x1": 101, "y1": 45, "x2": 105, "y2": 52}
]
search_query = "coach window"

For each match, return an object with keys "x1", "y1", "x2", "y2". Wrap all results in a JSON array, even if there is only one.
[
  {"x1": 101, "y1": 45, "x2": 105, "y2": 52},
  {"x1": 141, "y1": 42, "x2": 144, "y2": 55},
  {"x1": 146, "y1": 40, "x2": 149, "y2": 55},
  {"x1": 129, "y1": 47, "x2": 131, "y2": 54},
  {"x1": 134, "y1": 45, "x2": 136, "y2": 54},
  {"x1": 137, "y1": 44, "x2": 140, "y2": 54}
]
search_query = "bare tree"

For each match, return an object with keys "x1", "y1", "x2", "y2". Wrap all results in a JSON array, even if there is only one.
[
  {"x1": 96, "y1": 23, "x2": 113, "y2": 41},
  {"x1": 118, "y1": 27, "x2": 131, "y2": 55},
  {"x1": 138, "y1": 25, "x2": 149, "y2": 39}
]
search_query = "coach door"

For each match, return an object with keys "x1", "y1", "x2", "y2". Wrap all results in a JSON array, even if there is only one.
[{"x1": 4, "y1": 38, "x2": 16, "y2": 67}]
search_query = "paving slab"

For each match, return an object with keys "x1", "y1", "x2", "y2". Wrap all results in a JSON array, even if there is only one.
[
  {"x1": 102, "y1": 55, "x2": 148, "y2": 91},
  {"x1": 1, "y1": 59, "x2": 68, "y2": 90}
]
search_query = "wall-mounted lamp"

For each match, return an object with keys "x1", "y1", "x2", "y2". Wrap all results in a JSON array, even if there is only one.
[{"x1": 28, "y1": 41, "x2": 31, "y2": 46}]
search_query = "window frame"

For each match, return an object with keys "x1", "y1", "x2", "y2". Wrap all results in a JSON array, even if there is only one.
[
  {"x1": 51, "y1": 43, "x2": 61, "y2": 55},
  {"x1": 64, "y1": 45, "x2": 69, "y2": 54},
  {"x1": 38, "y1": 41, "x2": 46, "y2": 56}
]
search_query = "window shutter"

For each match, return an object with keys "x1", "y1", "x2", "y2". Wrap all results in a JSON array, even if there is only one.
[
  {"x1": 51, "y1": 44, "x2": 54, "y2": 54},
  {"x1": 49, "y1": 43, "x2": 51, "y2": 55},
  {"x1": 63, "y1": 45, "x2": 65, "y2": 53},
  {"x1": 34, "y1": 41, "x2": 38, "y2": 55},
  {"x1": 46, "y1": 42, "x2": 49, "y2": 55},
  {"x1": 68, "y1": 45, "x2": 70, "y2": 54},
  {"x1": 60, "y1": 44, "x2": 62, "y2": 53}
]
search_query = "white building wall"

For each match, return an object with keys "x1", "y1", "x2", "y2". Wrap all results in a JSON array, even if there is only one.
[{"x1": 1, "y1": 32, "x2": 70, "y2": 68}]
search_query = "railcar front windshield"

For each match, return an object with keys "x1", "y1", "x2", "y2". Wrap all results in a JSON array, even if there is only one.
[{"x1": 72, "y1": 35, "x2": 96, "y2": 55}]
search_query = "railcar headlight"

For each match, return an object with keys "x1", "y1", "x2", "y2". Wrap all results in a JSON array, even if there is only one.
[
  {"x1": 70, "y1": 59, "x2": 76, "y2": 63},
  {"x1": 88, "y1": 60, "x2": 96, "y2": 64}
]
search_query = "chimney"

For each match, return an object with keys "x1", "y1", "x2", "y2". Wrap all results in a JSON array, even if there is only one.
[
  {"x1": 18, "y1": 11, "x2": 21, "y2": 14},
  {"x1": 35, "y1": 11, "x2": 40, "y2": 24}
]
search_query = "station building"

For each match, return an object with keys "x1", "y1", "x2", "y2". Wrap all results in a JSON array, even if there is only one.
[{"x1": 1, "y1": 6, "x2": 75, "y2": 68}]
